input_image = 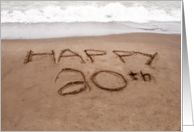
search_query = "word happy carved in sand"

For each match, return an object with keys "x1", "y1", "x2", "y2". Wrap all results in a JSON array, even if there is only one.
[{"x1": 24, "y1": 49, "x2": 157, "y2": 96}]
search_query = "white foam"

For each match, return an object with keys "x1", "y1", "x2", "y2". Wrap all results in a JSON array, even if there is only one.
[{"x1": 1, "y1": 2, "x2": 181, "y2": 23}]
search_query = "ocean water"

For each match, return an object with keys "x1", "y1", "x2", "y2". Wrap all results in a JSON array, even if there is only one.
[{"x1": 1, "y1": 1, "x2": 182, "y2": 39}]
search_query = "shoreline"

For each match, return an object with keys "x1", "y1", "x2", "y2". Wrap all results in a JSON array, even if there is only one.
[
  {"x1": 1, "y1": 33, "x2": 181, "y2": 131},
  {"x1": 1, "y1": 21, "x2": 181, "y2": 40},
  {"x1": 1, "y1": 32, "x2": 181, "y2": 41}
]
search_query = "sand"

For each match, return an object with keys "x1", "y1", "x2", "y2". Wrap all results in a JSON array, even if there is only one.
[{"x1": 1, "y1": 33, "x2": 181, "y2": 131}]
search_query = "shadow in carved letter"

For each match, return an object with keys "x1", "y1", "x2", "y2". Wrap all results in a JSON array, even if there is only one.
[
  {"x1": 140, "y1": 71, "x2": 152, "y2": 82},
  {"x1": 113, "y1": 50, "x2": 157, "y2": 66},
  {"x1": 91, "y1": 70, "x2": 127, "y2": 91},
  {"x1": 84, "y1": 49, "x2": 106, "y2": 63},
  {"x1": 58, "y1": 49, "x2": 85, "y2": 63},
  {"x1": 129, "y1": 71, "x2": 138, "y2": 80},
  {"x1": 24, "y1": 50, "x2": 56, "y2": 64},
  {"x1": 55, "y1": 68, "x2": 90, "y2": 96}
]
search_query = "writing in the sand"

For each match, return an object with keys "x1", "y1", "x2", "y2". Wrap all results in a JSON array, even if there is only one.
[
  {"x1": 55, "y1": 68, "x2": 153, "y2": 96},
  {"x1": 24, "y1": 49, "x2": 157, "y2": 96},
  {"x1": 24, "y1": 49, "x2": 157, "y2": 66}
]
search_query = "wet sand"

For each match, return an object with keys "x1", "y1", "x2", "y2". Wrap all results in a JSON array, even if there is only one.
[{"x1": 1, "y1": 33, "x2": 181, "y2": 131}]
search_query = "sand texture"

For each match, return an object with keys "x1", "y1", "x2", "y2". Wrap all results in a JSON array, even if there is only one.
[{"x1": 1, "y1": 33, "x2": 181, "y2": 131}]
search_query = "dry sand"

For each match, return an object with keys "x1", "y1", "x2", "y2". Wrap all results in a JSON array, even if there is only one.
[{"x1": 1, "y1": 33, "x2": 181, "y2": 131}]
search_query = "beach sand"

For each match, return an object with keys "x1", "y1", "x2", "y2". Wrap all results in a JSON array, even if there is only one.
[{"x1": 1, "y1": 33, "x2": 181, "y2": 131}]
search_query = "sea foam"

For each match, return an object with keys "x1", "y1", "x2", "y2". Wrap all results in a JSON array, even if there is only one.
[{"x1": 1, "y1": 2, "x2": 181, "y2": 23}]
